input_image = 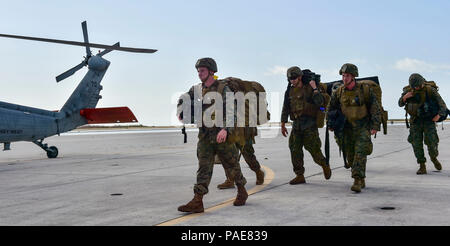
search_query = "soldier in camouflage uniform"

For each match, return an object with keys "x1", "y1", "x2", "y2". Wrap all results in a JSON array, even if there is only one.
[
  {"x1": 217, "y1": 127, "x2": 265, "y2": 189},
  {"x1": 328, "y1": 63, "x2": 381, "y2": 193},
  {"x1": 281, "y1": 66, "x2": 332, "y2": 185},
  {"x1": 177, "y1": 58, "x2": 248, "y2": 213},
  {"x1": 398, "y1": 73, "x2": 447, "y2": 175}
]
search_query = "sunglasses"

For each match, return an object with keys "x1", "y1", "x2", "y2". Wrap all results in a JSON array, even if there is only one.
[{"x1": 289, "y1": 76, "x2": 299, "y2": 81}]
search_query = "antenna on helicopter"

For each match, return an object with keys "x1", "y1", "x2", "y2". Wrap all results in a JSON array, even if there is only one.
[{"x1": 0, "y1": 21, "x2": 157, "y2": 82}]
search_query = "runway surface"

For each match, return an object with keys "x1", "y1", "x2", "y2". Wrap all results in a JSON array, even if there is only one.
[{"x1": 1, "y1": 124, "x2": 450, "y2": 225}]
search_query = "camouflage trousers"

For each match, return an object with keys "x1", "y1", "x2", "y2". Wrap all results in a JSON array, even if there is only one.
[
  {"x1": 194, "y1": 133, "x2": 247, "y2": 195},
  {"x1": 289, "y1": 126, "x2": 326, "y2": 176},
  {"x1": 338, "y1": 124, "x2": 373, "y2": 179},
  {"x1": 408, "y1": 119, "x2": 439, "y2": 164},
  {"x1": 236, "y1": 139, "x2": 262, "y2": 171},
  {"x1": 223, "y1": 138, "x2": 262, "y2": 178}
]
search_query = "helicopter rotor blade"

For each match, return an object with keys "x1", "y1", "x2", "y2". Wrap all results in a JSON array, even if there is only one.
[
  {"x1": 97, "y1": 42, "x2": 120, "y2": 57},
  {"x1": 81, "y1": 21, "x2": 92, "y2": 57},
  {"x1": 0, "y1": 33, "x2": 157, "y2": 53},
  {"x1": 56, "y1": 60, "x2": 87, "y2": 83}
]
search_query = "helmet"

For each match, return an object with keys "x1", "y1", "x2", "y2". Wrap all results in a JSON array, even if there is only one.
[
  {"x1": 409, "y1": 73, "x2": 426, "y2": 88},
  {"x1": 339, "y1": 63, "x2": 359, "y2": 77},
  {"x1": 287, "y1": 66, "x2": 303, "y2": 80},
  {"x1": 195, "y1": 58, "x2": 218, "y2": 73}
]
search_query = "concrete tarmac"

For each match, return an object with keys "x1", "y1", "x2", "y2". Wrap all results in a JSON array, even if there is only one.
[{"x1": 1, "y1": 125, "x2": 450, "y2": 225}]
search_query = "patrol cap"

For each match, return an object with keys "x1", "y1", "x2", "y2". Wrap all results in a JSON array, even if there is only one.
[
  {"x1": 287, "y1": 66, "x2": 303, "y2": 80},
  {"x1": 339, "y1": 63, "x2": 359, "y2": 77},
  {"x1": 409, "y1": 73, "x2": 426, "y2": 88},
  {"x1": 195, "y1": 58, "x2": 218, "y2": 73}
]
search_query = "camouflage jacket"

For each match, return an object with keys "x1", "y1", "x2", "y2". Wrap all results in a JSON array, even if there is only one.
[
  {"x1": 182, "y1": 80, "x2": 235, "y2": 137},
  {"x1": 281, "y1": 84, "x2": 324, "y2": 130},
  {"x1": 398, "y1": 85, "x2": 448, "y2": 122},
  {"x1": 328, "y1": 82, "x2": 382, "y2": 131}
]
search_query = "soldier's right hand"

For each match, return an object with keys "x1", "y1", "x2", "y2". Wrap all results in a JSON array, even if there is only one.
[
  {"x1": 432, "y1": 114, "x2": 441, "y2": 122},
  {"x1": 403, "y1": 92, "x2": 414, "y2": 102},
  {"x1": 281, "y1": 123, "x2": 288, "y2": 137}
]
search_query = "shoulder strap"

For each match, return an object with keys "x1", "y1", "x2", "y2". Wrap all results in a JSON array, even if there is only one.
[
  {"x1": 217, "y1": 81, "x2": 226, "y2": 95},
  {"x1": 189, "y1": 83, "x2": 201, "y2": 99},
  {"x1": 362, "y1": 83, "x2": 370, "y2": 105},
  {"x1": 424, "y1": 85, "x2": 433, "y2": 99},
  {"x1": 337, "y1": 85, "x2": 344, "y2": 101}
]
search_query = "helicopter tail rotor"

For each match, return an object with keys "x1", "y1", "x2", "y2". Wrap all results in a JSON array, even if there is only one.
[
  {"x1": 56, "y1": 21, "x2": 92, "y2": 83},
  {"x1": 97, "y1": 42, "x2": 120, "y2": 57},
  {"x1": 81, "y1": 21, "x2": 92, "y2": 58},
  {"x1": 56, "y1": 60, "x2": 88, "y2": 83}
]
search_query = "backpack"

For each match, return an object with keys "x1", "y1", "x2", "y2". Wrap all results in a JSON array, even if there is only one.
[
  {"x1": 359, "y1": 80, "x2": 388, "y2": 135},
  {"x1": 402, "y1": 81, "x2": 438, "y2": 100},
  {"x1": 283, "y1": 81, "x2": 330, "y2": 128},
  {"x1": 316, "y1": 83, "x2": 331, "y2": 128},
  {"x1": 332, "y1": 77, "x2": 388, "y2": 135},
  {"x1": 217, "y1": 77, "x2": 271, "y2": 126},
  {"x1": 217, "y1": 77, "x2": 271, "y2": 145},
  {"x1": 403, "y1": 81, "x2": 449, "y2": 125}
]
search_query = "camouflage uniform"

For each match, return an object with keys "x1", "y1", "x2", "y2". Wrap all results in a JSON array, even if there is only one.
[
  {"x1": 281, "y1": 81, "x2": 328, "y2": 177},
  {"x1": 223, "y1": 128, "x2": 261, "y2": 171},
  {"x1": 194, "y1": 80, "x2": 247, "y2": 195},
  {"x1": 328, "y1": 82, "x2": 382, "y2": 179},
  {"x1": 178, "y1": 58, "x2": 248, "y2": 213},
  {"x1": 235, "y1": 128, "x2": 261, "y2": 173},
  {"x1": 398, "y1": 74, "x2": 447, "y2": 169},
  {"x1": 218, "y1": 127, "x2": 264, "y2": 187}
]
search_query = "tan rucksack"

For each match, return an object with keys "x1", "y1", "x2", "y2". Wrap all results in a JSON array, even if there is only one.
[
  {"x1": 360, "y1": 80, "x2": 388, "y2": 135},
  {"x1": 217, "y1": 77, "x2": 271, "y2": 145},
  {"x1": 336, "y1": 80, "x2": 388, "y2": 134},
  {"x1": 218, "y1": 77, "x2": 271, "y2": 125},
  {"x1": 402, "y1": 81, "x2": 438, "y2": 98}
]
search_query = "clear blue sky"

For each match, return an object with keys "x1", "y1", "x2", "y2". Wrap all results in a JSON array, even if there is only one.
[{"x1": 1, "y1": 0, "x2": 449, "y2": 126}]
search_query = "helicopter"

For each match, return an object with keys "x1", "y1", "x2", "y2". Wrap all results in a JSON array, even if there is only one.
[{"x1": 0, "y1": 21, "x2": 157, "y2": 158}]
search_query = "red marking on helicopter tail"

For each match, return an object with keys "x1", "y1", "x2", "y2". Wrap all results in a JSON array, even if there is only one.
[{"x1": 80, "y1": 107, "x2": 138, "y2": 124}]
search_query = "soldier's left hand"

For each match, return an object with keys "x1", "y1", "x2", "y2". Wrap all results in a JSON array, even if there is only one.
[
  {"x1": 217, "y1": 129, "x2": 228, "y2": 143},
  {"x1": 432, "y1": 114, "x2": 440, "y2": 122},
  {"x1": 309, "y1": 80, "x2": 317, "y2": 89},
  {"x1": 370, "y1": 129, "x2": 378, "y2": 135}
]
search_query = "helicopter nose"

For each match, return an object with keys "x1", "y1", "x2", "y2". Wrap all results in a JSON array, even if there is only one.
[{"x1": 88, "y1": 56, "x2": 109, "y2": 71}]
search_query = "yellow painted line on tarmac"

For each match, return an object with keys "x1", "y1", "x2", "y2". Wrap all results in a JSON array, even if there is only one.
[{"x1": 156, "y1": 165, "x2": 275, "y2": 226}]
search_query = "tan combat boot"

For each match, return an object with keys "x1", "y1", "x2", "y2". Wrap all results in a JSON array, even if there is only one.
[
  {"x1": 289, "y1": 174, "x2": 306, "y2": 185},
  {"x1": 233, "y1": 185, "x2": 248, "y2": 206},
  {"x1": 321, "y1": 164, "x2": 332, "y2": 180},
  {"x1": 351, "y1": 178, "x2": 362, "y2": 193},
  {"x1": 217, "y1": 178, "x2": 235, "y2": 189},
  {"x1": 178, "y1": 194, "x2": 204, "y2": 213},
  {"x1": 416, "y1": 163, "x2": 427, "y2": 175},
  {"x1": 431, "y1": 158, "x2": 442, "y2": 171},
  {"x1": 361, "y1": 178, "x2": 366, "y2": 189},
  {"x1": 255, "y1": 169, "x2": 265, "y2": 185}
]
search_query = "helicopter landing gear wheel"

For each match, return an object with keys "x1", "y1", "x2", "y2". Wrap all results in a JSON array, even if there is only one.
[
  {"x1": 46, "y1": 146, "x2": 58, "y2": 159},
  {"x1": 33, "y1": 139, "x2": 59, "y2": 159}
]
